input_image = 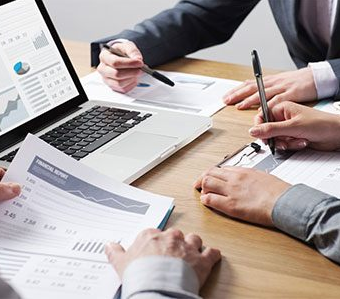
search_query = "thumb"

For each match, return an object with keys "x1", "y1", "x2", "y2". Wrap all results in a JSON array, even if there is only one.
[
  {"x1": 0, "y1": 183, "x2": 21, "y2": 201},
  {"x1": 249, "y1": 120, "x2": 296, "y2": 139},
  {"x1": 105, "y1": 242, "x2": 125, "y2": 265}
]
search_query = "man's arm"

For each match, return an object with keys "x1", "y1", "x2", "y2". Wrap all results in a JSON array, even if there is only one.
[
  {"x1": 272, "y1": 184, "x2": 340, "y2": 264},
  {"x1": 91, "y1": 0, "x2": 260, "y2": 67},
  {"x1": 327, "y1": 59, "x2": 340, "y2": 99}
]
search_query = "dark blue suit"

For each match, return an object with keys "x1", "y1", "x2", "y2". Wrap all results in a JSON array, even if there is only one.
[{"x1": 91, "y1": 0, "x2": 340, "y2": 98}]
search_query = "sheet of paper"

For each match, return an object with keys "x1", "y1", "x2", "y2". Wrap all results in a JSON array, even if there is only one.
[
  {"x1": 221, "y1": 140, "x2": 340, "y2": 198},
  {"x1": 314, "y1": 99, "x2": 340, "y2": 114},
  {"x1": 0, "y1": 134, "x2": 173, "y2": 299},
  {"x1": 81, "y1": 71, "x2": 241, "y2": 116}
]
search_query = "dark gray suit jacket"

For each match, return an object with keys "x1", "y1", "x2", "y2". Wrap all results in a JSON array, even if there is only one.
[{"x1": 91, "y1": 0, "x2": 340, "y2": 98}]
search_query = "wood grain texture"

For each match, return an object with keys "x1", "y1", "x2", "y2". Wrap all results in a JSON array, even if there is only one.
[{"x1": 63, "y1": 40, "x2": 340, "y2": 299}]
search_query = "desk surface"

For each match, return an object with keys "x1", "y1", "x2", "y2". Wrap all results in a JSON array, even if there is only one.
[{"x1": 63, "y1": 40, "x2": 340, "y2": 298}]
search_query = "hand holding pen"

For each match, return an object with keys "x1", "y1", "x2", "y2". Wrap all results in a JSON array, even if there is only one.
[{"x1": 97, "y1": 41, "x2": 174, "y2": 93}]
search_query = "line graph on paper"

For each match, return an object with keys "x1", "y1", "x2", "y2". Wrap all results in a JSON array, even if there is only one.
[{"x1": 27, "y1": 156, "x2": 150, "y2": 215}]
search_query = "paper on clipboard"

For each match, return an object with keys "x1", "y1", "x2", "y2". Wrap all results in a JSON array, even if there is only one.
[{"x1": 220, "y1": 139, "x2": 340, "y2": 198}]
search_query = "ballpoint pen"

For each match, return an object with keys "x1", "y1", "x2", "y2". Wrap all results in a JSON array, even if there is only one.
[
  {"x1": 251, "y1": 50, "x2": 276, "y2": 155},
  {"x1": 102, "y1": 44, "x2": 175, "y2": 87}
]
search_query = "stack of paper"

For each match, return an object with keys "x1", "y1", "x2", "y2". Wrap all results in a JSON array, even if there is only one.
[{"x1": 0, "y1": 134, "x2": 174, "y2": 299}]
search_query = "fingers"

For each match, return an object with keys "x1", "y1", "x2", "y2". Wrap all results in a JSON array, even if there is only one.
[
  {"x1": 275, "y1": 138, "x2": 309, "y2": 151},
  {"x1": 223, "y1": 80, "x2": 258, "y2": 105},
  {"x1": 200, "y1": 193, "x2": 230, "y2": 214},
  {"x1": 98, "y1": 42, "x2": 144, "y2": 94},
  {"x1": 116, "y1": 41, "x2": 143, "y2": 60},
  {"x1": 194, "y1": 167, "x2": 229, "y2": 190},
  {"x1": 201, "y1": 247, "x2": 222, "y2": 265},
  {"x1": 249, "y1": 119, "x2": 296, "y2": 139},
  {"x1": 0, "y1": 168, "x2": 5, "y2": 180},
  {"x1": 105, "y1": 242, "x2": 126, "y2": 269},
  {"x1": 99, "y1": 50, "x2": 143, "y2": 69},
  {"x1": 200, "y1": 176, "x2": 227, "y2": 195},
  {"x1": 102, "y1": 77, "x2": 139, "y2": 94},
  {"x1": 0, "y1": 183, "x2": 21, "y2": 201},
  {"x1": 98, "y1": 64, "x2": 142, "y2": 81},
  {"x1": 185, "y1": 233, "x2": 203, "y2": 250},
  {"x1": 165, "y1": 228, "x2": 185, "y2": 240},
  {"x1": 235, "y1": 86, "x2": 285, "y2": 110}
]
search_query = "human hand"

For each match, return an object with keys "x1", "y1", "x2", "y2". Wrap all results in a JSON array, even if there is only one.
[
  {"x1": 223, "y1": 67, "x2": 317, "y2": 110},
  {"x1": 0, "y1": 168, "x2": 21, "y2": 201},
  {"x1": 98, "y1": 41, "x2": 144, "y2": 93},
  {"x1": 105, "y1": 228, "x2": 221, "y2": 287},
  {"x1": 249, "y1": 101, "x2": 340, "y2": 151},
  {"x1": 194, "y1": 167, "x2": 290, "y2": 226}
]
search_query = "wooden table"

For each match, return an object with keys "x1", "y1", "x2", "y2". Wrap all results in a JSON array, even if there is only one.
[{"x1": 63, "y1": 40, "x2": 340, "y2": 298}]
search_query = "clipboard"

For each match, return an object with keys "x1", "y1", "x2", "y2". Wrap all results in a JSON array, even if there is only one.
[{"x1": 196, "y1": 142, "x2": 262, "y2": 192}]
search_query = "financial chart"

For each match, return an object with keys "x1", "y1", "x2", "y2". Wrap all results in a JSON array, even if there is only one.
[
  {"x1": 0, "y1": 0, "x2": 79, "y2": 136},
  {"x1": 0, "y1": 135, "x2": 173, "y2": 299}
]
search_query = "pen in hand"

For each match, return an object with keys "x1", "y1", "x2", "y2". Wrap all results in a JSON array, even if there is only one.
[
  {"x1": 102, "y1": 44, "x2": 175, "y2": 87},
  {"x1": 251, "y1": 50, "x2": 276, "y2": 155}
]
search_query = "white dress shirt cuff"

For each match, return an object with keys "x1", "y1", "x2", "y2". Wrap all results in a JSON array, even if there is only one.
[
  {"x1": 308, "y1": 61, "x2": 339, "y2": 99},
  {"x1": 107, "y1": 39, "x2": 129, "y2": 46},
  {"x1": 121, "y1": 256, "x2": 201, "y2": 299}
]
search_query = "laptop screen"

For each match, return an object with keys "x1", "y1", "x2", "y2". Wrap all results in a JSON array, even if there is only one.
[{"x1": 0, "y1": 0, "x2": 81, "y2": 138}]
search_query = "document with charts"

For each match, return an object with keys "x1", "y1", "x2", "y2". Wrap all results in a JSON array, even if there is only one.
[
  {"x1": 81, "y1": 71, "x2": 241, "y2": 116},
  {"x1": 0, "y1": 134, "x2": 174, "y2": 299},
  {"x1": 221, "y1": 140, "x2": 340, "y2": 198}
]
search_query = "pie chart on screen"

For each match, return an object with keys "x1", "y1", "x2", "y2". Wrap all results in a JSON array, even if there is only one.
[{"x1": 13, "y1": 61, "x2": 30, "y2": 75}]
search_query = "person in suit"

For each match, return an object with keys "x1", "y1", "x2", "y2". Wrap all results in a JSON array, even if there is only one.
[{"x1": 92, "y1": 0, "x2": 340, "y2": 108}]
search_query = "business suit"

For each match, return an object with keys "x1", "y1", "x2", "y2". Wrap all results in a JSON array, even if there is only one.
[{"x1": 91, "y1": 0, "x2": 340, "y2": 98}]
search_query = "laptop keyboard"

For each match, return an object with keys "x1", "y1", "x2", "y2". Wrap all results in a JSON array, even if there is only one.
[{"x1": 0, "y1": 105, "x2": 152, "y2": 162}]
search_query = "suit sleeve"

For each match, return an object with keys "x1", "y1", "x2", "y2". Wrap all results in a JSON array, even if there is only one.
[
  {"x1": 91, "y1": 0, "x2": 260, "y2": 67},
  {"x1": 327, "y1": 59, "x2": 340, "y2": 99},
  {"x1": 272, "y1": 184, "x2": 340, "y2": 264},
  {"x1": 120, "y1": 256, "x2": 201, "y2": 299}
]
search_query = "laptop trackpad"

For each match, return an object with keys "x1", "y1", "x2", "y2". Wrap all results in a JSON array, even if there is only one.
[{"x1": 103, "y1": 131, "x2": 177, "y2": 160}]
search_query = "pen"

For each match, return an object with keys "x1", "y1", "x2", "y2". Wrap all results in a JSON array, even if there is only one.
[
  {"x1": 102, "y1": 44, "x2": 175, "y2": 87},
  {"x1": 251, "y1": 50, "x2": 275, "y2": 155}
]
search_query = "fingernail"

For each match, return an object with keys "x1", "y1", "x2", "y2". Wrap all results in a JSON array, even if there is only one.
[
  {"x1": 249, "y1": 127, "x2": 260, "y2": 136},
  {"x1": 298, "y1": 141, "x2": 308, "y2": 148}
]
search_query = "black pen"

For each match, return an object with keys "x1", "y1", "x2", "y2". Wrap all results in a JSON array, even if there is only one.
[
  {"x1": 102, "y1": 44, "x2": 175, "y2": 87},
  {"x1": 251, "y1": 50, "x2": 275, "y2": 155}
]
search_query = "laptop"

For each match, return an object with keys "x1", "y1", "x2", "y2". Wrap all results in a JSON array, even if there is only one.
[{"x1": 0, "y1": 0, "x2": 211, "y2": 183}]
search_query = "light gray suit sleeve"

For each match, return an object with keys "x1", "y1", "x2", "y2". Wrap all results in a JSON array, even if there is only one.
[
  {"x1": 120, "y1": 256, "x2": 201, "y2": 299},
  {"x1": 91, "y1": 0, "x2": 260, "y2": 67},
  {"x1": 272, "y1": 184, "x2": 340, "y2": 264}
]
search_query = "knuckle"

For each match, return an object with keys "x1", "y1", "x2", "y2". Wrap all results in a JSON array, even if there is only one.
[
  {"x1": 167, "y1": 228, "x2": 183, "y2": 239},
  {"x1": 201, "y1": 175, "x2": 212, "y2": 188}
]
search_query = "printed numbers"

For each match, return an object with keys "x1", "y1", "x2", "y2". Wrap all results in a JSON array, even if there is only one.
[{"x1": 4, "y1": 210, "x2": 16, "y2": 219}]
